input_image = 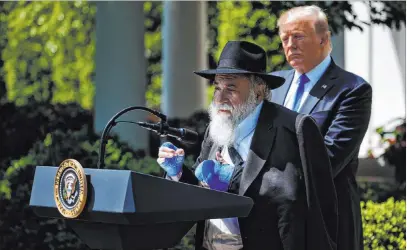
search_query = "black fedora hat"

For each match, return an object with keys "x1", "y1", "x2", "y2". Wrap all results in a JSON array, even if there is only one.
[{"x1": 194, "y1": 41, "x2": 285, "y2": 89}]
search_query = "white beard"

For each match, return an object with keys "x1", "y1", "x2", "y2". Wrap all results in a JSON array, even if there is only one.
[
  {"x1": 208, "y1": 109, "x2": 235, "y2": 147},
  {"x1": 208, "y1": 89, "x2": 258, "y2": 147}
]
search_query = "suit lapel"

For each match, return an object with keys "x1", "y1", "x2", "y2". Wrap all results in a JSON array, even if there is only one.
[
  {"x1": 299, "y1": 60, "x2": 339, "y2": 114},
  {"x1": 239, "y1": 102, "x2": 277, "y2": 195},
  {"x1": 272, "y1": 70, "x2": 294, "y2": 106}
]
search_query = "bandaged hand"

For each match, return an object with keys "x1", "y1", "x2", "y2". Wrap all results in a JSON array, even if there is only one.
[
  {"x1": 157, "y1": 142, "x2": 184, "y2": 177},
  {"x1": 194, "y1": 160, "x2": 234, "y2": 191}
]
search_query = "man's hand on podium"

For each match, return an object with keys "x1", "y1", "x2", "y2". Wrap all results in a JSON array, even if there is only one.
[
  {"x1": 194, "y1": 160, "x2": 234, "y2": 192},
  {"x1": 157, "y1": 142, "x2": 184, "y2": 179}
]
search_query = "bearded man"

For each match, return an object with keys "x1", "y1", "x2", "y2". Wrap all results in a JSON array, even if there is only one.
[{"x1": 157, "y1": 41, "x2": 338, "y2": 250}]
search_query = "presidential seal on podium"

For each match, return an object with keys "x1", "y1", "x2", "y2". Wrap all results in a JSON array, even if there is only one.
[{"x1": 54, "y1": 159, "x2": 87, "y2": 218}]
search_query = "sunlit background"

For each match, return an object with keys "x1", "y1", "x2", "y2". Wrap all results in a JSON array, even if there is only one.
[{"x1": 0, "y1": 1, "x2": 405, "y2": 249}]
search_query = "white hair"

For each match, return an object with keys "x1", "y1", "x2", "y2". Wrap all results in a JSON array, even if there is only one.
[{"x1": 244, "y1": 74, "x2": 271, "y2": 101}]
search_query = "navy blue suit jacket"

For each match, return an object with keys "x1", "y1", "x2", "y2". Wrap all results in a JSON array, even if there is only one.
[{"x1": 271, "y1": 59, "x2": 372, "y2": 250}]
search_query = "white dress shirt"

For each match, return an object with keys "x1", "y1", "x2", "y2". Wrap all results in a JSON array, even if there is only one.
[
  {"x1": 284, "y1": 55, "x2": 332, "y2": 110},
  {"x1": 203, "y1": 101, "x2": 264, "y2": 250}
]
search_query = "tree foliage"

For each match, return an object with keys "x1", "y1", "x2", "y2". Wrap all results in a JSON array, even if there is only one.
[
  {"x1": 1, "y1": 1, "x2": 96, "y2": 108},
  {"x1": 213, "y1": 1, "x2": 285, "y2": 71},
  {"x1": 209, "y1": 1, "x2": 406, "y2": 72},
  {"x1": 0, "y1": 125, "x2": 153, "y2": 249},
  {"x1": 144, "y1": 1, "x2": 163, "y2": 109},
  {"x1": 0, "y1": 1, "x2": 405, "y2": 109}
]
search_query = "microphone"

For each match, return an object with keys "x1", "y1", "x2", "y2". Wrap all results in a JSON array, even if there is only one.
[
  {"x1": 98, "y1": 106, "x2": 167, "y2": 169},
  {"x1": 136, "y1": 121, "x2": 198, "y2": 144}
]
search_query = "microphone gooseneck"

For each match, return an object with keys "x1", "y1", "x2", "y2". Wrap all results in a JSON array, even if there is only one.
[
  {"x1": 98, "y1": 106, "x2": 167, "y2": 169},
  {"x1": 97, "y1": 106, "x2": 198, "y2": 169}
]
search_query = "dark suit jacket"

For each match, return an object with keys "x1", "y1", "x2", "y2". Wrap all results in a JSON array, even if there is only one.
[
  {"x1": 178, "y1": 101, "x2": 338, "y2": 250},
  {"x1": 271, "y1": 59, "x2": 372, "y2": 250}
]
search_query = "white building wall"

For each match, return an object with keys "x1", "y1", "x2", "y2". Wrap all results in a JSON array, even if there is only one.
[{"x1": 343, "y1": 1, "x2": 406, "y2": 157}]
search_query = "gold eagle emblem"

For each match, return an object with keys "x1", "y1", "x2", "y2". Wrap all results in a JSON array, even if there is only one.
[{"x1": 54, "y1": 159, "x2": 87, "y2": 218}]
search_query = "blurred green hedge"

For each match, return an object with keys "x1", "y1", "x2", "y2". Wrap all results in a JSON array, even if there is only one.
[
  {"x1": 0, "y1": 124, "x2": 162, "y2": 249},
  {"x1": 0, "y1": 102, "x2": 201, "y2": 249},
  {"x1": 359, "y1": 181, "x2": 406, "y2": 203},
  {"x1": 362, "y1": 198, "x2": 406, "y2": 249}
]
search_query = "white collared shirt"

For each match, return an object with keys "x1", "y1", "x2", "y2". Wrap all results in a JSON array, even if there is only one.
[{"x1": 284, "y1": 55, "x2": 331, "y2": 110}]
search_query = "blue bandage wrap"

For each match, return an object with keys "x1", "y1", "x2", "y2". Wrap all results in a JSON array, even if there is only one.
[
  {"x1": 159, "y1": 142, "x2": 184, "y2": 176},
  {"x1": 194, "y1": 160, "x2": 234, "y2": 191}
]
